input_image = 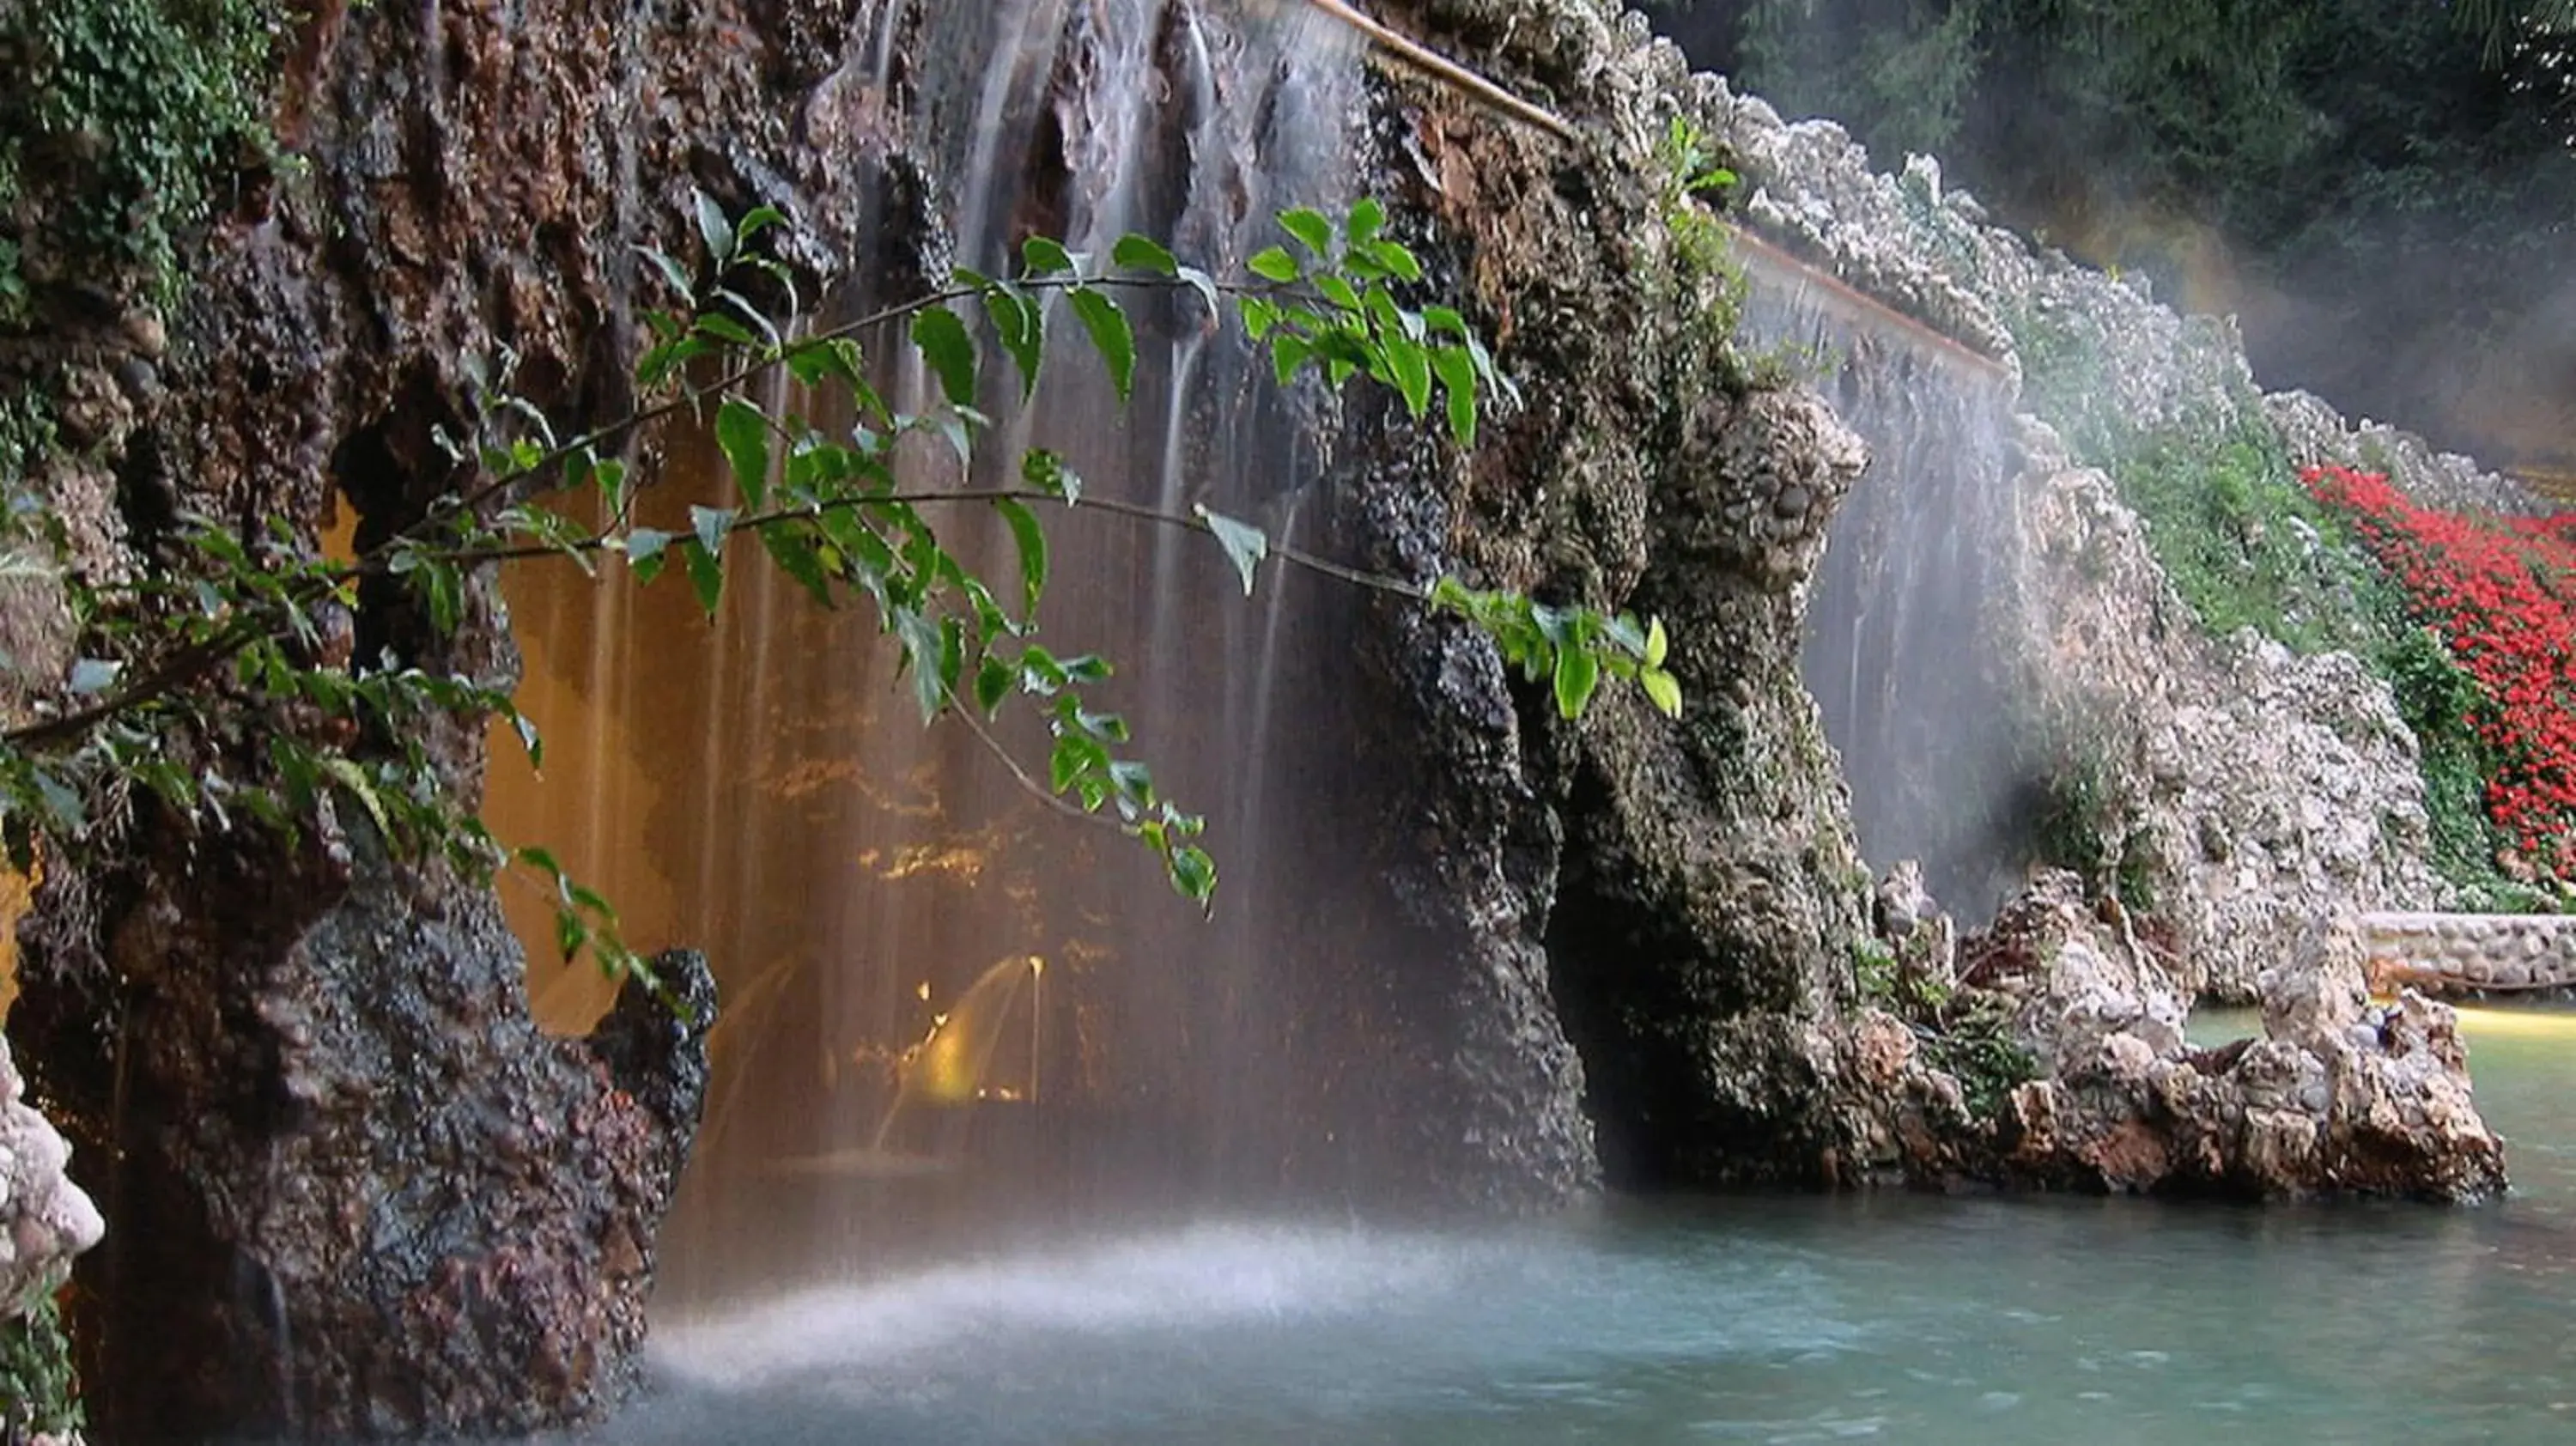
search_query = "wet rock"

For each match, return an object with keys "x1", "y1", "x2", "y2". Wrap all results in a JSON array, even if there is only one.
[
  {"x1": 1899, "y1": 872, "x2": 2504, "y2": 1200},
  {"x1": 13, "y1": 816, "x2": 716, "y2": 1438},
  {"x1": 1360, "y1": 0, "x2": 1887, "y2": 1190},
  {"x1": 1699, "y1": 48, "x2": 2496, "y2": 999}
]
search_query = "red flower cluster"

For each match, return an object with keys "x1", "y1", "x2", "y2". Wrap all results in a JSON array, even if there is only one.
[{"x1": 2302, "y1": 464, "x2": 2576, "y2": 879}]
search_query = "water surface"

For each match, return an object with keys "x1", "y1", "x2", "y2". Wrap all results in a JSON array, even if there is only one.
[{"x1": 603, "y1": 1004, "x2": 2576, "y2": 1444}]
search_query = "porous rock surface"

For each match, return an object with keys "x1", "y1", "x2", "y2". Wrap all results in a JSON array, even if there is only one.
[
  {"x1": 1367, "y1": 0, "x2": 1888, "y2": 1188},
  {"x1": 9, "y1": 0, "x2": 787, "y2": 1432},
  {"x1": 2004, "y1": 439, "x2": 2444, "y2": 1000},
  {"x1": 1868, "y1": 872, "x2": 2504, "y2": 1200},
  {"x1": 1709, "y1": 69, "x2": 2468, "y2": 996},
  {"x1": 0, "y1": 1034, "x2": 102, "y2": 1317},
  {"x1": 12, "y1": 815, "x2": 717, "y2": 1438}
]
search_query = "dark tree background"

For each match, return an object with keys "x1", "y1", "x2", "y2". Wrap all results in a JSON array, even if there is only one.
[{"x1": 1649, "y1": 0, "x2": 2576, "y2": 488}]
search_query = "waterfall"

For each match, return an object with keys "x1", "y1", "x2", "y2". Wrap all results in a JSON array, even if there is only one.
[
  {"x1": 484, "y1": 0, "x2": 1380, "y2": 1307},
  {"x1": 1734, "y1": 234, "x2": 2037, "y2": 919}
]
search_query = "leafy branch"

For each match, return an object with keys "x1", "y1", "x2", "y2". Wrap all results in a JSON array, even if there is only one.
[{"x1": 0, "y1": 196, "x2": 1681, "y2": 987}]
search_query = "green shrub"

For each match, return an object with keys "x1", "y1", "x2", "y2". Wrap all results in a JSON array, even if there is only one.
[
  {"x1": 0, "y1": 1295, "x2": 83, "y2": 1441},
  {"x1": 0, "y1": 0, "x2": 285, "y2": 317}
]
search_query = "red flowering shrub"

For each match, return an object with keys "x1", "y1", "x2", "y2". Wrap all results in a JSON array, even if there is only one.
[{"x1": 2303, "y1": 464, "x2": 2576, "y2": 882}]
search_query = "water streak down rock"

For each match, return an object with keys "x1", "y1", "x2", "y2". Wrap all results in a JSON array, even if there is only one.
[{"x1": 1719, "y1": 84, "x2": 2451, "y2": 997}]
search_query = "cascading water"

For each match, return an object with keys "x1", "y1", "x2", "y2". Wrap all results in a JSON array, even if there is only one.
[
  {"x1": 483, "y1": 0, "x2": 1400, "y2": 1309},
  {"x1": 1733, "y1": 235, "x2": 2038, "y2": 919}
]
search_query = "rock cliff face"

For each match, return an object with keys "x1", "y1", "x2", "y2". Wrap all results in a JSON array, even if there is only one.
[
  {"x1": 1715, "y1": 82, "x2": 2471, "y2": 997},
  {"x1": 1358, "y1": 0, "x2": 1887, "y2": 1188},
  {"x1": 8, "y1": 0, "x2": 793, "y2": 1432},
  {"x1": 13, "y1": 817, "x2": 717, "y2": 1437}
]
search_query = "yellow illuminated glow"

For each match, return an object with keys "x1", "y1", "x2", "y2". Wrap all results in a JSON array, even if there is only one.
[
  {"x1": 914, "y1": 1022, "x2": 981, "y2": 1103},
  {"x1": 2451, "y1": 1006, "x2": 2576, "y2": 1042}
]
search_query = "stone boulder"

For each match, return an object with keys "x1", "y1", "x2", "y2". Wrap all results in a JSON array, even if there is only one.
[
  {"x1": 0, "y1": 1034, "x2": 103, "y2": 1318},
  {"x1": 1924, "y1": 872, "x2": 2503, "y2": 1200}
]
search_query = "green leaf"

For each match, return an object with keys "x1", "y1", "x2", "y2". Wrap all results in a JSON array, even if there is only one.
[
  {"x1": 1346, "y1": 197, "x2": 1385, "y2": 248},
  {"x1": 511, "y1": 710, "x2": 544, "y2": 769},
  {"x1": 761, "y1": 525, "x2": 835, "y2": 608},
  {"x1": 636, "y1": 245, "x2": 694, "y2": 300},
  {"x1": 66, "y1": 658, "x2": 119, "y2": 695},
  {"x1": 732, "y1": 204, "x2": 787, "y2": 248},
  {"x1": 693, "y1": 190, "x2": 734, "y2": 264},
  {"x1": 1366, "y1": 239, "x2": 1424, "y2": 283},
  {"x1": 1431, "y1": 344, "x2": 1478, "y2": 447},
  {"x1": 1644, "y1": 616, "x2": 1669, "y2": 669},
  {"x1": 1021, "y1": 236, "x2": 1076, "y2": 276},
  {"x1": 1272, "y1": 333, "x2": 1313, "y2": 388},
  {"x1": 682, "y1": 537, "x2": 725, "y2": 616},
  {"x1": 1170, "y1": 845, "x2": 1217, "y2": 908},
  {"x1": 594, "y1": 458, "x2": 632, "y2": 517},
  {"x1": 1316, "y1": 275, "x2": 1363, "y2": 314},
  {"x1": 993, "y1": 496, "x2": 1048, "y2": 618},
  {"x1": 625, "y1": 526, "x2": 672, "y2": 570},
  {"x1": 1641, "y1": 666, "x2": 1683, "y2": 719},
  {"x1": 1248, "y1": 246, "x2": 1300, "y2": 284},
  {"x1": 1387, "y1": 337, "x2": 1433, "y2": 419},
  {"x1": 909, "y1": 307, "x2": 979, "y2": 409},
  {"x1": 1069, "y1": 288, "x2": 1135, "y2": 402},
  {"x1": 896, "y1": 607, "x2": 945, "y2": 722},
  {"x1": 556, "y1": 908, "x2": 590, "y2": 963},
  {"x1": 1196, "y1": 507, "x2": 1267, "y2": 596},
  {"x1": 696, "y1": 312, "x2": 762, "y2": 349},
  {"x1": 1112, "y1": 234, "x2": 1179, "y2": 276},
  {"x1": 28, "y1": 768, "x2": 83, "y2": 836},
  {"x1": 690, "y1": 504, "x2": 736, "y2": 559},
  {"x1": 1279, "y1": 207, "x2": 1334, "y2": 258},
  {"x1": 1022, "y1": 447, "x2": 1083, "y2": 505},
  {"x1": 1553, "y1": 643, "x2": 1601, "y2": 720},
  {"x1": 714, "y1": 397, "x2": 771, "y2": 507},
  {"x1": 981, "y1": 286, "x2": 1044, "y2": 401},
  {"x1": 319, "y1": 756, "x2": 392, "y2": 840},
  {"x1": 974, "y1": 653, "x2": 1012, "y2": 716}
]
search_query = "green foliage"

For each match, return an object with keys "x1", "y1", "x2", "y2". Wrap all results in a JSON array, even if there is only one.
[
  {"x1": 0, "y1": 197, "x2": 1684, "y2": 990},
  {"x1": 1429, "y1": 582, "x2": 1685, "y2": 720},
  {"x1": 1652, "y1": 114, "x2": 1743, "y2": 310},
  {"x1": 0, "y1": 0, "x2": 284, "y2": 315},
  {"x1": 2006, "y1": 310, "x2": 2542, "y2": 912},
  {"x1": 1856, "y1": 930, "x2": 2029, "y2": 1121},
  {"x1": 0, "y1": 1293, "x2": 82, "y2": 1440},
  {"x1": 1851, "y1": 933, "x2": 1899, "y2": 1001},
  {"x1": 1917, "y1": 996, "x2": 2038, "y2": 1120}
]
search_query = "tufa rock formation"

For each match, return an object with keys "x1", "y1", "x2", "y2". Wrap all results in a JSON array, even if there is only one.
[
  {"x1": 0, "y1": 1034, "x2": 103, "y2": 1317},
  {"x1": 1716, "y1": 80, "x2": 2470, "y2": 996},
  {"x1": 1861, "y1": 870, "x2": 2504, "y2": 1200}
]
